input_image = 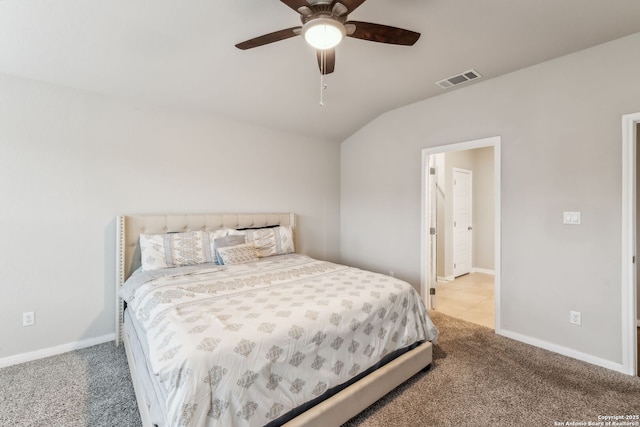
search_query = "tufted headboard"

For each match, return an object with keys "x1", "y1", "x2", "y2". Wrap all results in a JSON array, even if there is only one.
[{"x1": 115, "y1": 213, "x2": 296, "y2": 345}]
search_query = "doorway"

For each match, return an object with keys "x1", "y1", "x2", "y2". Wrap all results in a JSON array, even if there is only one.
[
  {"x1": 621, "y1": 112, "x2": 640, "y2": 376},
  {"x1": 636, "y1": 121, "x2": 640, "y2": 377},
  {"x1": 421, "y1": 136, "x2": 501, "y2": 332}
]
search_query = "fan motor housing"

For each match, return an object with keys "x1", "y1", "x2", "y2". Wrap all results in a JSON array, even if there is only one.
[{"x1": 300, "y1": 3, "x2": 348, "y2": 25}]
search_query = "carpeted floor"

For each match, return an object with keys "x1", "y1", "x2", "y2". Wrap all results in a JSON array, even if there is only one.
[
  {"x1": 0, "y1": 341, "x2": 140, "y2": 427},
  {"x1": 345, "y1": 311, "x2": 640, "y2": 426},
  {"x1": 1, "y1": 312, "x2": 639, "y2": 426}
]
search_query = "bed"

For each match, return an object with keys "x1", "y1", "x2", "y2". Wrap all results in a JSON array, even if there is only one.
[{"x1": 115, "y1": 213, "x2": 438, "y2": 427}]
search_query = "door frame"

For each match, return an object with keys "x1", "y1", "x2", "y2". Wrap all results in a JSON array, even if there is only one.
[
  {"x1": 452, "y1": 167, "x2": 473, "y2": 277},
  {"x1": 621, "y1": 112, "x2": 639, "y2": 376},
  {"x1": 420, "y1": 136, "x2": 501, "y2": 332}
]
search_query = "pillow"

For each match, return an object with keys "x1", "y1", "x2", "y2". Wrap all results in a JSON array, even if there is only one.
[
  {"x1": 209, "y1": 229, "x2": 229, "y2": 240},
  {"x1": 216, "y1": 243, "x2": 259, "y2": 265},
  {"x1": 238, "y1": 225, "x2": 294, "y2": 258},
  {"x1": 212, "y1": 235, "x2": 246, "y2": 265},
  {"x1": 140, "y1": 230, "x2": 215, "y2": 271}
]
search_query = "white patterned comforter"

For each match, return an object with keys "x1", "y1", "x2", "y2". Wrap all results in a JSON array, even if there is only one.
[{"x1": 120, "y1": 254, "x2": 439, "y2": 427}]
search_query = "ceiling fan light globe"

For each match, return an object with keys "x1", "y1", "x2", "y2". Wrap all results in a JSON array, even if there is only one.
[{"x1": 303, "y1": 18, "x2": 345, "y2": 50}]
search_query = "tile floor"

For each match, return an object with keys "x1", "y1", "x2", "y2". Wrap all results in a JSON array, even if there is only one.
[{"x1": 432, "y1": 272, "x2": 495, "y2": 329}]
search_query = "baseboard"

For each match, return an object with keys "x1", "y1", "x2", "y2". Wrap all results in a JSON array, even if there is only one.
[
  {"x1": 471, "y1": 267, "x2": 495, "y2": 275},
  {"x1": 498, "y1": 329, "x2": 627, "y2": 375},
  {"x1": 0, "y1": 333, "x2": 116, "y2": 369},
  {"x1": 438, "y1": 269, "x2": 495, "y2": 281}
]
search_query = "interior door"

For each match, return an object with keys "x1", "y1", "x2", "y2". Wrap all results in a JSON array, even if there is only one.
[{"x1": 453, "y1": 168, "x2": 472, "y2": 277}]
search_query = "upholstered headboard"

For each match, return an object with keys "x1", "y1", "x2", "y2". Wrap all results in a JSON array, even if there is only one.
[{"x1": 115, "y1": 213, "x2": 296, "y2": 345}]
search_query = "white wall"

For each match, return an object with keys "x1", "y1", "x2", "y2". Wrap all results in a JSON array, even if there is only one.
[
  {"x1": 341, "y1": 33, "x2": 640, "y2": 367},
  {"x1": 0, "y1": 73, "x2": 340, "y2": 361}
]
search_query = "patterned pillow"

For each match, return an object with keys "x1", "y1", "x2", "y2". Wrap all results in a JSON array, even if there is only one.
[
  {"x1": 140, "y1": 229, "x2": 226, "y2": 271},
  {"x1": 230, "y1": 226, "x2": 295, "y2": 258},
  {"x1": 216, "y1": 243, "x2": 259, "y2": 265},
  {"x1": 212, "y1": 235, "x2": 247, "y2": 264}
]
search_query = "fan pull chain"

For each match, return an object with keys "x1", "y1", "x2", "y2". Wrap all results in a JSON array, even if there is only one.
[{"x1": 319, "y1": 50, "x2": 327, "y2": 106}]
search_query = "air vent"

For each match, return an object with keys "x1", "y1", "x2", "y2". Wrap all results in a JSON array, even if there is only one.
[{"x1": 436, "y1": 69, "x2": 482, "y2": 89}]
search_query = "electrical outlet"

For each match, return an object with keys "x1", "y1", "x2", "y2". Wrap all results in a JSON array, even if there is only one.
[
  {"x1": 569, "y1": 310, "x2": 581, "y2": 326},
  {"x1": 23, "y1": 311, "x2": 35, "y2": 327}
]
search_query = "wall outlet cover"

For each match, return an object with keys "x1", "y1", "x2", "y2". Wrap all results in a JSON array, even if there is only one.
[
  {"x1": 22, "y1": 311, "x2": 35, "y2": 327},
  {"x1": 569, "y1": 310, "x2": 581, "y2": 325}
]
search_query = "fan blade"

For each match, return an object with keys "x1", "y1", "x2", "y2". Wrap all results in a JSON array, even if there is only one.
[
  {"x1": 316, "y1": 48, "x2": 335, "y2": 75},
  {"x1": 346, "y1": 21, "x2": 420, "y2": 45},
  {"x1": 281, "y1": 0, "x2": 310, "y2": 14},
  {"x1": 235, "y1": 27, "x2": 301, "y2": 50},
  {"x1": 334, "y1": 0, "x2": 367, "y2": 14}
]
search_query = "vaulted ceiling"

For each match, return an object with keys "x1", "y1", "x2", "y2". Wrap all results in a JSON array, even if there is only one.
[{"x1": 1, "y1": 0, "x2": 640, "y2": 141}]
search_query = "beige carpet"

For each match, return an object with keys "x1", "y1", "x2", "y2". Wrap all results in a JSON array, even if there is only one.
[
  {"x1": 2, "y1": 312, "x2": 638, "y2": 426},
  {"x1": 344, "y1": 311, "x2": 640, "y2": 427},
  {"x1": 0, "y1": 341, "x2": 140, "y2": 427}
]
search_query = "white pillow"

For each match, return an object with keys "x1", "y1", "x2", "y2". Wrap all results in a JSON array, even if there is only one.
[
  {"x1": 140, "y1": 229, "x2": 227, "y2": 271},
  {"x1": 216, "y1": 243, "x2": 259, "y2": 265}
]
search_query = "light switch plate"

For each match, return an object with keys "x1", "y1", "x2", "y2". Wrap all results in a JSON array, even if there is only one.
[{"x1": 563, "y1": 211, "x2": 581, "y2": 225}]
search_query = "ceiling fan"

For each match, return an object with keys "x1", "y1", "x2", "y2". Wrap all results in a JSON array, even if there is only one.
[{"x1": 235, "y1": 0, "x2": 421, "y2": 75}]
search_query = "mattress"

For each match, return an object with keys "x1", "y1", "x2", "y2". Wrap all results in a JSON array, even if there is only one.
[{"x1": 120, "y1": 253, "x2": 438, "y2": 427}]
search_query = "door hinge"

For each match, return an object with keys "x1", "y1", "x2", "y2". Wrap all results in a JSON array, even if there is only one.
[
  {"x1": 429, "y1": 167, "x2": 436, "y2": 175},
  {"x1": 429, "y1": 288, "x2": 436, "y2": 295},
  {"x1": 429, "y1": 227, "x2": 436, "y2": 235},
  {"x1": 634, "y1": 256, "x2": 636, "y2": 264}
]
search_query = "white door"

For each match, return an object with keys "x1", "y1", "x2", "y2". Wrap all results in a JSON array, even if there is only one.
[{"x1": 453, "y1": 168, "x2": 472, "y2": 277}]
